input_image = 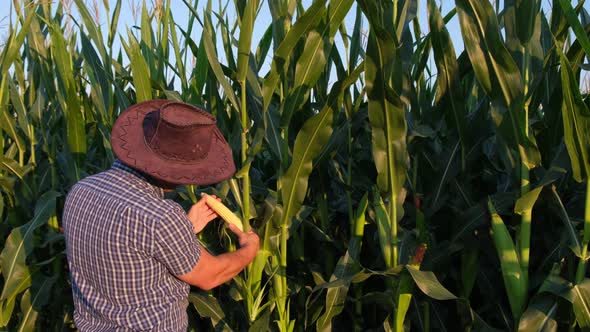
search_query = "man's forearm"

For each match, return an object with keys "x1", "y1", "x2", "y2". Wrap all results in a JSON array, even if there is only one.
[
  {"x1": 180, "y1": 245, "x2": 257, "y2": 290},
  {"x1": 208, "y1": 247, "x2": 256, "y2": 287}
]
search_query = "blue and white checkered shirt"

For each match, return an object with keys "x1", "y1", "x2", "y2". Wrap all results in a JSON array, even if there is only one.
[{"x1": 63, "y1": 160, "x2": 201, "y2": 331}]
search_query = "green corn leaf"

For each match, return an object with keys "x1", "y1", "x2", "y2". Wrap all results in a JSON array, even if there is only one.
[
  {"x1": 235, "y1": 127, "x2": 265, "y2": 179},
  {"x1": 195, "y1": 35, "x2": 209, "y2": 104},
  {"x1": 281, "y1": 101, "x2": 335, "y2": 228},
  {"x1": 125, "y1": 30, "x2": 152, "y2": 102},
  {"x1": 267, "y1": 0, "x2": 296, "y2": 51},
  {"x1": 514, "y1": 187, "x2": 543, "y2": 215},
  {"x1": 108, "y1": 0, "x2": 123, "y2": 50},
  {"x1": 254, "y1": 24, "x2": 273, "y2": 73},
  {"x1": 140, "y1": 2, "x2": 153, "y2": 50},
  {"x1": 248, "y1": 309, "x2": 271, "y2": 332},
  {"x1": 316, "y1": 193, "x2": 367, "y2": 331},
  {"x1": 373, "y1": 189, "x2": 392, "y2": 268},
  {"x1": 314, "y1": 62, "x2": 365, "y2": 165},
  {"x1": 181, "y1": 0, "x2": 204, "y2": 27},
  {"x1": 394, "y1": 243, "x2": 431, "y2": 332},
  {"x1": 311, "y1": 266, "x2": 403, "y2": 293},
  {"x1": 0, "y1": 297, "x2": 16, "y2": 327},
  {"x1": 356, "y1": 0, "x2": 386, "y2": 33},
  {"x1": 281, "y1": 62, "x2": 363, "y2": 228},
  {"x1": 169, "y1": 14, "x2": 187, "y2": 92},
  {"x1": 364, "y1": 29, "x2": 408, "y2": 197},
  {"x1": 354, "y1": 192, "x2": 369, "y2": 237},
  {"x1": 246, "y1": 58, "x2": 264, "y2": 123},
  {"x1": 349, "y1": 5, "x2": 363, "y2": 71},
  {"x1": 0, "y1": 157, "x2": 33, "y2": 180},
  {"x1": 16, "y1": 290, "x2": 35, "y2": 332},
  {"x1": 558, "y1": 0, "x2": 590, "y2": 58},
  {"x1": 456, "y1": 0, "x2": 524, "y2": 107},
  {"x1": 564, "y1": 23, "x2": 590, "y2": 68},
  {"x1": 49, "y1": 23, "x2": 87, "y2": 158},
  {"x1": 538, "y1": 272, "x2": 574, "y2": 303},
  {"x1": 515, "y1": 0, "x2": 541, "y2": 45},
  {"x1": 0, "y1": 9, "x2": 36, "y2": 78},
  {"x1": 488, "y1": 198, "x2": 527, "y2": 320},
  {"x1": 280, "y1": 28, "x2": 326, "y2": 127},
  {"x1": 179, "y1": 25, "x2": 208, "y2": 104},
  {"x1": 406, "y1": 266, "x2": 457, "y2": 300},
  {"x1": 280, "y1": 0, "x2": 354, "y2": 127},
  {"x1": 428, "y1": 0, "x2": 468, "y2": 167},
  {"x1": 218, "y1": 14, "x2": 236, "y2": 72},
  {"x1": 547, "y1": 0, "x2": 578, "y2": 51},
  {"x1": 394, "y1": 0, "x2": 415, "y2": 42},
  {"x1": 0, "y1": 191, "x2": 59, "y2": 302},
  {"x1": 25, "y1": 16, "x2": 47, "y2": 62},
  {"x1": 517, "y1": 295, "x2": 558, "y2": 332},
  {"x1": 559, "y1": 52, "x2": 590, "y2": 182},
  {"x1": 572, "y1": 278, "x2": 590, "y2": 328},
  {"x1": 432, "y1": 136, "x2": 460, "y2": 210},
  {"x1": 0, "y1": 174, "x2": 16, "y2": 195},
  {"x1": 490, "y1": 102, "x2": 541, "y2": 170},
  {"x1": 248, "y1": 248, "x2": 272, "y2": 298},
  {"x1": 202, "y1": 20, "x2": 241, "y2": 113},
  {"x1": 160, "y1": 0, "x2": 171, "y2": 61},
  {"x1": 73, "y1": 0, "x2": 107, "y2": 60},
  {"x1": 237, "y1": 0, "x2": 259, "y2": 83},
  {"x1": 316, "y1": 247, "x2": 359, "y2": 332},
  {"x1": 265, "y1": 105, "x2": 286, "y2": 164},
  {"x1": 8, "y1": 79, "x2": 30, "y2": 141},
  {"x1": 0, "y1": 80, "x2": 26, "y2": 157},
  {"x1": 188, "y1": 292, "x2": 232, "y2": 331},
  {"x1": 461, "y1": 248, "x2": 479, "y2": 297},
  {"x1": 17, "y1": 276, "x2": 56, "y2": 332},
  {"x1": 262, "y1": 0, "x2": 326, "y2": 114},
  {"x1": 549, "y1": 186, "x2": 583, "y2": 257},
  {"x1": 80, "y1": 34, "x2": 109, "y2": 123},
  {"x1": 395, "y1": 270, "x2": 414, "y2": 331}
]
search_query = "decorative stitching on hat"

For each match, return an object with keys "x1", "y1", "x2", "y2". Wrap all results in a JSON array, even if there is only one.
[{"x1": 117, "y1": 109, "x2": 141, "y2": 167}]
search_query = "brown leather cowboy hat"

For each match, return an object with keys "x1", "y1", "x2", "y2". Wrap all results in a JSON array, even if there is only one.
[{"x1": 111, "y1": 99, "x2": 236, "y2": 185}]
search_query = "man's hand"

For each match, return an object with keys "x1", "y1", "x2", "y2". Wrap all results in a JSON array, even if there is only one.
[
  {"x1": 187, "y1": 195, "x2": 221, "y2": 233},
  {"x1": 227, "y1": 223, "x2": 260, "y2": 261},
  {"x1": 178, "y1": 222, "x2": 261, "y2": 290}
]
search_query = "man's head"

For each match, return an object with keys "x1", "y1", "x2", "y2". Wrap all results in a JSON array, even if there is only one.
[{"x1": 110, "y1": 100, "x2": 235, "y2": 187}]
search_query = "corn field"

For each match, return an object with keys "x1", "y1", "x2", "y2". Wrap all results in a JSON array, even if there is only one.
[{"x1": 1, "y1": 0, "x2": 590, "y2": 330}]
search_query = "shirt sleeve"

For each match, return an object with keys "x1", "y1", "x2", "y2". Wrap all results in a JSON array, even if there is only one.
[{"x1": 153, "y1": 202, "x2": 201, "y2": 275}]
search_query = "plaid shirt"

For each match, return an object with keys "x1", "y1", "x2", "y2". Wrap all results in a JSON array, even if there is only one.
[{"x1": 62, "y1": 160, "x2": 201, "y2": 331}]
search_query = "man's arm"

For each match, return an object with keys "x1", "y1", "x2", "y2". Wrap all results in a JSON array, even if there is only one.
[{"x1": 177, "y1": 223, "x2": 259, "y2": 290}]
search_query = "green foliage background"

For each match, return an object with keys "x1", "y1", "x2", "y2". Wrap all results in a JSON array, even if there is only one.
[{"x1": 1, "y1": 0, "x2": 590, "y2": 331}]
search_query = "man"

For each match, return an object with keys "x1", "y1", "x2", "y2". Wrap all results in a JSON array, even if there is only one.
[{"x1": 62, "y1": 100, "x2": 259, "y2": 331}]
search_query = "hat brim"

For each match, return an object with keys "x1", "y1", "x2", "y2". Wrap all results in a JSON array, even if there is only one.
[{"x1": 111, "y1": 99, "x2": 236, "y2": 186}]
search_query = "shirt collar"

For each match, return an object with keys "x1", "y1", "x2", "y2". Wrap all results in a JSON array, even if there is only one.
[{"x1": 112, "y1": 160, "x2": 165, "y2": 199}]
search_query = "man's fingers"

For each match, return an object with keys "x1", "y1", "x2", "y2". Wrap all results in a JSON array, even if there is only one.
[
  {"x1": 227, "y1": 222, "x2": 243, "y2": 235},
  {"x1": 195, "y1": 198, "x2": 208, "y2": 209}
]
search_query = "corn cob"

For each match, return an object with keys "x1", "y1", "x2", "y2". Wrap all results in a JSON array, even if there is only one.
[{"x1": 202, "y1": 194, "x2": 244, "y2": 231}]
